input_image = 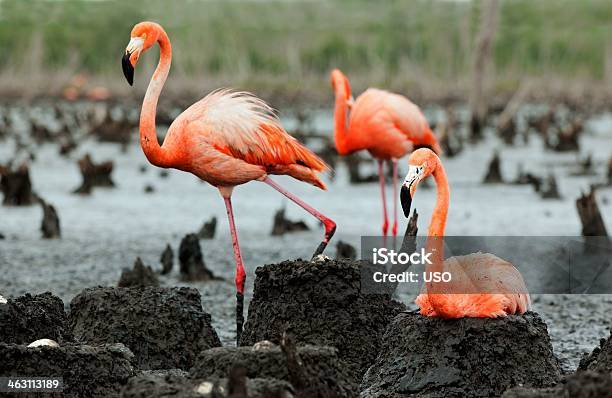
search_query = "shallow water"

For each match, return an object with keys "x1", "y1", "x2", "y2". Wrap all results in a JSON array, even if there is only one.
[{"x1": 1, "y1": 109, "x2": 611, "y2": 371}]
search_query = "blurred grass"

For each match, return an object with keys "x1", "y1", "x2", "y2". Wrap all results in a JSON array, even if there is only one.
[{"x1": 0, "y1": 0, "x2": 611, "y2": 102}]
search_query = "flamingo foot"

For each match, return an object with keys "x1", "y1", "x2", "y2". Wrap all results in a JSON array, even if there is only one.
[
  {"x1": 382, "y1": 218, "x2": 389, "y2": 236},
  {"x1": 311, "y1": 219, "x2": 337, "y2": 259}
]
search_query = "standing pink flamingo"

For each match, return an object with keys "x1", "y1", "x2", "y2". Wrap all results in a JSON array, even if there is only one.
[
  {"x1": 331, "y1": 69, "x2": 441, "y2": 238},
  {"x1": 400, "y1": 148, "x2": 530, "y2": 317},
  {"x1": 122, "y1": 22, "x2": 336, "y2": 343}
]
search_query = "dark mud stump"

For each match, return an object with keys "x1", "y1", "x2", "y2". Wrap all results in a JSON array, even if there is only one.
[
  {"x1": 503, "y1": 371, "x2": 612, "y2": 398},
  {"x1": 361, "y1": 312, "x2": 561, "y2": 398},
  {"x1": 529, "y1": 109, "x2": 554, "y2": 137},
  {"x1": 198, "y1": 216, "x2": 217, "y2": 239},
  {"x1": 69, "y1": 287, "x2": 221, "y2": 370},
  {"x1": 345, "y1": 154, "x2": 378, "y2": 184},
  {"x1": 0, "y1": 292, "x2": 72, "y2": 344},
  {"x1": 549, "y1": 120, "x2": 582, "y2": 152},
  {"x1": 540, "y1": 173, "x2": 561, "y2": 199},
  {"x1": 73, "y1": 153, "x2": 115, "y2": 194},
  {"x1": 578, "y1": 329, "x2": 612, "y2": 372},
  {"x1": 483, "y1": 151, "x2": 504, "y2": 183},
  {"x1": 240, "y1": 258, "x2": 406, "y2": 382},
  {"x1": 0, "y1": 343, "x2": 134, "y2": 397},
  {"x1": 0, "y1": 163, "x2": 37, "y2": 205},
  {"x1": 498, "y1": 117, "x2": 517, "y2": 145},
  {"x1": 118, "y1": 258, "x2": 159, "y2": 287},
  {"x1": 385, "y1": 209, "x2": 420, "y2": 295},
  {"x1": 438, "y1": 108, "x2": 463, "y2": 158},
  {"x1": 160, "y1": 244, "x2": 173, "y2": 275},
  {"x1": 576, "y1": 188, "x2": 608, "y2": 236},
  {"x1": 40, "y1": 199, "x2": 61, "y2": 238},
  {"x1": 514, "y1": 164, "x2": 542, "y2": 192},
  {"x1": 191, "y1": 344, "x2": 357, "y2": 397},
  {"x1": 608, "y1": 156, "x2": 612, "y2": 185},
  {"x1": 270, "y1": 207, "x2": 309, "y2": 236},
  {"x1": 179, "y1": 233, "x2": 216, "y2": 281},
  {"x1": 226, "y1": 366, "x2": 248, "y2": 397},
  {"x1": 335, "y1": 240, "x2": 357, "y2": 260}
]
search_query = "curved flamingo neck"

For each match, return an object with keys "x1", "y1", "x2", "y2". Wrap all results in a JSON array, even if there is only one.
[
  {"x1": 140, "y1": 27, "x2": 172, "y2": 167},
  {"x1": 424, "y1": 158, "x2": 449, "y2": 276},
  {"x1": 427, "y1": 159, "x2": 449, "y2": 237},
  {"x1": 333, "y1": 89, "x2": 351, "y2": 155}
]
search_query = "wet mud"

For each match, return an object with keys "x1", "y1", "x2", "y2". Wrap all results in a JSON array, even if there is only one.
[
  {"x1": 240, "y1": 258, "x2": 406, "y2": 382},
  {"x1": 69, "y1": 286, "x2": 221, "y2": 370},
  {"x1": 361, "y1": 311, "x2": 561, "y2": 398},
  {"x1": 502, "y1": 371, "x2": 612, "y2": 398},
  {"x1": 578, "y1": 328, "x2": 612, "y2": 372},
  {"x1": 0, "y1": 292, "x2": 72, "y2": 344},
  {"x1": 121, "y1": 372, "x2": 292, "y2": 398},
  {"x1": 0, "y1": 342, "x2": 135, "y2": 398},
  {"x1": 191, "y1": 344, "x2": 357, "y2": 397}
]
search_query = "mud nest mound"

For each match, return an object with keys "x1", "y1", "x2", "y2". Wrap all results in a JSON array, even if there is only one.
[
  {"x1": 0, "y1": 292, "x2": 72, "y2": 344},
  {"x1": 121, "y1": 373, "x2": 292, "y2": 398},
  {"x1": 240, "y1": 258, "x2": 406, "y2": 381},
  {"x1": 0, "y1": 342, "x2": 135, "y2": 397},
  {"x1": 578, "y1": 329, "x2": 612, "y2": 372},
  {"x1": 361, "y1": 311, "x2": 561, "y2": 398},
  {"x1": 69, "y1": 287, "x2": 221, "y2": 370},
  {"x1": 190, "y1": 344, "x2": 357, "y2": 397},
  {"x1": 502, "y1": 371, "x2": 612, "y2": 398}
]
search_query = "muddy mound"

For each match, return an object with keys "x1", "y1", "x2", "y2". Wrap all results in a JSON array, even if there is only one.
[
  {"x1": 503, "y1": 371, "x2": 612, "y2": 398},
  {"x1": 117, "y1": 258, "x2": 159, "y2": 287},
  {"x1": 361, "y1": 311, "x2": 561, "y2": 398},
  {"x1": 240, "y1": 258, "x2": 405, "y2": 381},
  {"x1": 70, "y1": 287, "x2": 221, "y2": 370},
  {"x1": 0, "y1": 342, "x2": 134, "y2": 397},
  {"x1": 121, "y1": 373, "x2": 292, "y2": 398},
  {"x1": 191, "y1": 344, "x2": 357, "y2": 397},
  {"x1": 0, "y1": 292, "x2": 72, "y2": 344},
  {"x1": 578, "y1": 329, "x2": 612, "y2": 372}
]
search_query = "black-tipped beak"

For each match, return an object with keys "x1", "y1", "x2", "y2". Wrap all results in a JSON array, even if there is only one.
[
  {"x1": 400, "y1": 185, "x2": 412, "y2": 218},
  {"x1": 122, "y1": 52, "x2": 134, "y2": 86}
]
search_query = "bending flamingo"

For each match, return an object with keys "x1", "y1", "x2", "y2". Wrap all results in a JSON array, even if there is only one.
[
  {"x1": 330, "y1": 69, "x2": 442, "y2": 238},
  {"x1": 400, "y1": 148, "x2": 530, "y2": 317},
  {"x1": 122, "y1": 22, "x2": 336, "y2": 343}
]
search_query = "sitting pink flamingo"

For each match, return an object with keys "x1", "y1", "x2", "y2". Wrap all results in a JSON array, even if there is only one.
[
  {"x1": 330, "y1": 69, "x2": 442, "y2": 238},
  {"x1": 400, "y1": 148, "x2": 530, "y2": 317},
  {"x1": 122, "y1": 22, "x2": 336, "y2": 343}
]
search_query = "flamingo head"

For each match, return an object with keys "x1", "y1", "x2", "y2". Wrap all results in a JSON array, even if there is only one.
[
  {"x1": 401, "y1": 148, "x2": 438, "y2": 217},
  {"x1": 330, "y1": 69, "x2": 352, "y2": 103},
  {"x1": 122, "y1": 22, "x2": 161, "y2": 86}
]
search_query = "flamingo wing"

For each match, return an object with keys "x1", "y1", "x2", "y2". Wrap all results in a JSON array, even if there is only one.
[
  {"x1": 416, "y1": 253, "x2": 531, "y2": 318},
  {"x1": 349, "y1": 89, "x2": 440, "y2": 156},
  {"x1": 167, "y1": 89, "x2": 328, "y2": 188}
]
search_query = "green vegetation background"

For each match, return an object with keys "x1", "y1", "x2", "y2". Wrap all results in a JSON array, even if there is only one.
[{"x1": 1, "y1": 0, "x2": 610, "y2": 99}]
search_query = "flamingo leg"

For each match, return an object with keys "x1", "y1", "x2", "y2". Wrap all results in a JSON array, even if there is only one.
[
  {"x1": 378, "y1": 160, "x2": 389, "y2": 237},
  {"x1": 392, "y1": 159, "x2": 398, "y2": 237},
  {"x1": 263, "y1": 176, "x2": 336, "y2": 259},
  {"x1": 223, "y1": 195, "x2": 246, "y2": 346}
]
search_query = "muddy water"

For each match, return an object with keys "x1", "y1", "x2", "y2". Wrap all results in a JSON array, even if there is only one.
[{"x1": 1, "y1": 109, "x2": 612, "y2": 372}]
